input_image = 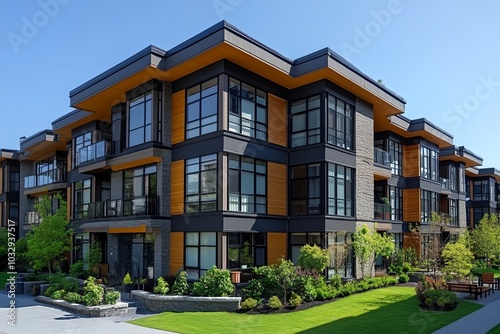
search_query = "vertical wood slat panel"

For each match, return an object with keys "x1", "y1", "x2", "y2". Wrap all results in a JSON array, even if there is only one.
[
  {"x1": 267, "y1": 232, "x2": 287, "y2": 264},
  {"x1": 172, "y1": 90, "x2": 185, "y2": 145},
  {"x1": 171, "y1": 160, "x2": 184, "y2": 215},
  {"x1": 268, "y1": 162, "x2": 287, "y2": 216},
  {"x1": 170, "y1": 232, "x2": 184, "y2": 275},
  {"x1": 403, "y1": 232, "x2": 421, "y2": 255},
  {"x1": 403, "y1": 188, "x2": 420, "y2": 222},
  {"x1": 403, "y1": 144, "x2": 420, "y2": 178},
  {"x1": 267, "y1": 94, "x2": 287, "y2": 147}
]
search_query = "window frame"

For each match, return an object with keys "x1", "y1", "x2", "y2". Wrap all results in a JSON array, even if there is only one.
[
  {"x1": 227, "y1": 232, "x2": 266, "y2": 270},
  {"x1": 327, "y1": 94, "x2": 354, "y2": 150},
  {"x1": 291, "y1": 95, "x2": 321, "y2": 147},
  {"x1": 186, "y1": 78, "x2": 218, "y2": 139},
  {"x1": 184, "y1": 232, "x2": 217, "y2": 280},
  {"x1": 420, "y1": 146, "x2": 439, "y2": 181},
  {"x1": 328, "y1": 163, "x2": 355, "y2": 217},
  {"x1": 185, "y1": 154, "x2": 218, "y2": 213}
]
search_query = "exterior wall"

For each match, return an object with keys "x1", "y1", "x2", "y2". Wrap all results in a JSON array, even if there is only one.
[
  {"x1": 267, "y1": 232, "x2": 286, "y2": 264},
  {"x1": 267, "y1": 94, "x2": 287, "y2": 147},
  {"x1": 171, "y1": 90, "x2": 185, "y2": 145},
  {"x1": 170, "y1": 160, "x2": 184, "y2": 215},
  {"x1": 154, "y1": 223, "x2": 171, "y2": 279},
  {"x1": 403, "y1": 144, "x2": 420, "y2": 178},
  {"x1": 170, "y1": 232, "x2": 184, "y2": 275},
  {"x1": 355, "y1": 98, "x2": 374, "y2": 221},
  {"x1": 458, "y1": 199, "x2": 467, "y2": 228},
  {"x1": 110, "y1": 171, "x2": 123, "y2": 200},
  {"x1": 267, "y1": 162, "x2": 287, "y2": 216},
  {"x1": 19, "y1": 161, "x2": 33, "y2": 237},
  {"x1": 403, "y1": 188, "x2": 420, "y2": 222}
]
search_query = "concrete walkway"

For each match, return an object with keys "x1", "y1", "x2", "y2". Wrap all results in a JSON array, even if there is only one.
[{"x1": 0, "y1": 291, "x2": 174, "y2": 334}]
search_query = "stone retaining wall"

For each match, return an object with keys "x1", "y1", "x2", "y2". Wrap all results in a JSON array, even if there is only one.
[
  {"x1": 35, "y1": 296, "x2": 128, "y2": 317},
  {"x1": 131, "y1": 290, "x2": 241, "y2": 312},
  {"x1": 23, "y1": 281, "x2": 46, "y2": 295}
]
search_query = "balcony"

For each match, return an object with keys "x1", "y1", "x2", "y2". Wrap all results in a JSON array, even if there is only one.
[
  {"x1": 76, "y1": 140, "x2": 113, "y2": 166},
  {"x1": 75, "y1": 195, "x2": 160, "y2": 220},
  {"x1": 25, "y1": 211, "x2": 40, "y2": 225},
  {"x1": 373, "y1": 148, "x2": 391, "y2": 180},
  {"x1": 440, "y1": 177, "x2": 451, "y2": 194},
  {"x1": 374, "y1": 203, "x2": 391, "y2": 221},
  {"x1": 24, "y1": 167, "x2": 66, "y2": 189}
]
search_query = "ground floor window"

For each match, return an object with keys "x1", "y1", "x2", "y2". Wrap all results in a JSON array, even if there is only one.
[
  {"x1": 131, "y1": 233, "x2": 154, "y2": 280},
  {"x1": 185, "y1": 232, "x2": 216, "y2": 280},
  {"x1": 227, "y1": 233, "x2": 266, "y2": 270},
  {"x1": 392, "y1": 233, "x2": 403, "y2": 249}
]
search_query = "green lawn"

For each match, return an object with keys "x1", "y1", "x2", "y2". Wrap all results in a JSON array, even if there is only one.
[
  {"x1": 471, "y1": 268, "x2": 500, "y2": 278},
  {"x1": 0, "y1": 272, "x2": 9, "y2": 287},
  {"x1": 488, "y1": 324, "x2": 500, "y2": 334},
  {"x1": 129, "y1": 286, "x2": 482, "y2": 334}
]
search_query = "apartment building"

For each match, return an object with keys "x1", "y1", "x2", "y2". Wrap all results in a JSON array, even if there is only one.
[
  {"x1": 465, "y1": 167, "x2": 500, "y2": 228},
  {"x1": 2, "y1": 21, "x2": 500, "y2": 280},
  {"x1": 0, "y1": 149, "x2": 20, "y2": 237}
]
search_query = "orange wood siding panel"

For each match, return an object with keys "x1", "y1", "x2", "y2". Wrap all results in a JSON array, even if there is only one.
[
  {"x1": 403, "y1": 188, "x2": 420, "y2": 222},
  {"x1": 267, "y1": 94, "x2": 287, "y2": 147},
  {"x1": 267, "y1": 232, "x2": 287, "y2": 264},
  {"x1": 170, "y1": 232, "x2": 184, "y2": 275},
  {"x1": 403, "y1": 144, "x2": 420, "y2": 178},
  {"x1": 268, "y1": 162, "x2": 287, "y2": 216},
  {"x1": 171, "y1": 160, "x2": 184, "y2": 215},
  {"x1": 109, "y1": 225, "x2": 147, "y2": 234},
  {"x1": 403, "y1": 232, "x2": 421, "y2": 256},
  {"x1": 172, "y1": 90, "x2": 185, "y2": 145}
]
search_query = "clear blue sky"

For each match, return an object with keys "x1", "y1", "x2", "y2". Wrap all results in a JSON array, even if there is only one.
[{"x1": 1, "y1": 0, "x2": 499, "y2": 168}]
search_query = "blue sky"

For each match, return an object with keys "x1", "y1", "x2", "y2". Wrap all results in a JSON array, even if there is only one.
[{"x1": 1, "y1": 0, "x2": 499, "y2": 168}]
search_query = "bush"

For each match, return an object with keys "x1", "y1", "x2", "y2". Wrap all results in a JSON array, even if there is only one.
[
  {"x1": 415, "y1": 275, "x2": 449, "y2": 310},
  {"x1": 267, "y1": 296, "x2": 282, "y2": 309},
  {"x1": 123, "y1": 272, "x2": 133, "y2": 285},
  {"x1": 243, "y1": 279, "x2": 264, "y2": 301},
  {"x1": 298, "y1": 244, "x2": 330, "y2": 272},
  {"x1": 62, "y1": 278, "x2": 81, "y2": 294},
  {"x1": 192, "y1": 266, "x2": 234, "y2": 297},
  {"x1": 288, "y1": 292, "x2": 302, "y2": 308},
  {"x1": 69, "y1": 261, "x2": 86, "y2": 278},
  {"x1": 83, "y1": 276, "x2": 104, "y2": 306},
  {"x1": 63, "y1": 292, "x2": 83, "y2": 303},
  {"x1": 241, "y1": 297, "x2": 258, "y2": 310},
  {"x1": 314, "y1": 287, "x2": 332, "y2": 301},
  {"x1": 104, "y1": 290, "x2": 120, "y2": 304},
  {"x1": 153, "y1": 277, "x2": 169, "y2": 295},
  {"x1": 422, "y1": 289, "x2": 458, "y2": 311},
  {"x1": 398, "y1": 273, "x2": 410, "y2": 283},
  {"x1": 171, "y1": 271, "x2": 189, "y2": 295},
  {"x1": 51, "y1": 289, "x2": 66, "y2": 300},
  {"x1": 329, "y1": 274, "x2": 342, "y2": 288},
  {"x1": 293, "y1": 274, "x2": 317, "y2": 302}
]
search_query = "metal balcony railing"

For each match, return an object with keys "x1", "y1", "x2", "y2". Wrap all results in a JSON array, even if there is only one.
[
  {"x1": 374, "y1": 203, "x2": 391, "y2": 221},
  {"x1": 440, "y1": 177, "x2": 450, "y2": 190},
  {"x1": 24, "y1": 167, "x2": 66, "y2": 189},
  {"x1": 76, "y1": 140, "x2": 113, "y2": 166},
  {"x1": 374, "y1": 148, "x2": 391, "y2": 168},
  {"x1": 74, "y1": 195, "x2": 160, "y2": 220}
]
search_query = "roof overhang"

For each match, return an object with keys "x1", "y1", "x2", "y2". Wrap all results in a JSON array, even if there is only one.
[
  {"x1": 69, "y1": 21, "x2": 406, "y2": 121},
  {"x1": 0, "y1": 149, "x2": 18, "y2": 162},
  {"x1": 466, "y1": 167, "x2": 500, "y2": 181},
  {"x1": 19, "y1": 130, "x2": 66, "y2": 161},
  {"x1": 440, "y1": 145, "x2": 483, "y2": 167}
]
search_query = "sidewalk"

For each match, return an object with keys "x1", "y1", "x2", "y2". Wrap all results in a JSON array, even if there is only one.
[{"x1": 433, "y1": 290, "x2": 500, "y2": 334}]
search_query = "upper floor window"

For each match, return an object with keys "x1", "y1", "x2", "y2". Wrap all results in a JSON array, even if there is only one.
[
  {"x1": 420, "y1": 146, "x2": 438, "y2": 181},
  {"x1": 388, "y1": 140, "x2": 402, "y2": 175},
  {"x1": 128, "y1": 93, "x2": 153, "y2": 147},
  {"x1": 291, "y1": 95, "x2": 320, "y2": 147},
  {"x1": 449, "y1": 165, "x2": 457, "y2": 191},
  {"x1": 473, "y1": 179, "x2": 489, "y2": 201},
  {"x1": 328, "y1": 163, "x2": 354, "y2": 217},
  {"x1": 187, "y1": 78, "x2": 218, "y2": 139},
  {"x1": 450, "y1": 199, "x2": 458, "y2": 225},
  {"x1": 389, "y1": 186, "x2": 403, "y2": 221},
  {"x1": 420, "y1": 190, "x2": 438, "y2": 222},
  {"x1": 229, "y1": 78, "x2": 267, "y2": 140},
  {"x1": 328, "y1": 94, "x2": 354, "y2": 150},
  {"x1": 291, "y1": 163, "x2": 321, "y2": 215},
  {"x1": 74, "y1": 132, "x2": 92, "y2": 165},
  {"x1": 124, "y1": 164, "x2": 157, "y2": 198},
  {"x1": 74, "y1": 178, "x2": 92, "y2": 220},
  {"x1": 185, "y1": 154, "x2": 217, "y2": 213},
  {"x1": 228, "y1": 154, "x2": 266, "y2": 214}
]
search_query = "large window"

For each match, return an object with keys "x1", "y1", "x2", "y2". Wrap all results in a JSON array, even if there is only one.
[
  {"x1": 388, "y1": 140, "x2": 402, "y2": 175},
  {"x1": 389, "y1": 186, "x2": 403, "y2": 221},
  {"x1": 450, "y1": 199, "x2": 458, "y2": 225},
  {"x1": 328, "y1": 163, "x2": 354, "y2": 217},
  {"x1": 9, "y1": 170, "x2": 19, "y2": 192},
  {"x1": 291, "y1": 163, "x2": 321, "y2": 215},
  {"x1": 291, "y1": 95, "x2": 321, "y2": 147},
  {"x1": 186, "y1": 78, "x2": 218, "y2": 139},
  {"x1": 185, "y1": 232, "x2": 216, "y2": 280},
  {"x1": 327, "y1": 94, "x2": 354, "y2": 150},
  {"x1": 228, "y1": 155, "x2": 266, "y2": 213},
  {"x1": 74, "y1": 178, "x2": 92, "y2": 219},
  {"x1": 227, "y1": 233, "x2": 266, "y2": 270},
  {"x1": 185, "y1": 154, "x2": 217, "y2": 212},
  {"x1": 128, "y1": 93, "x2": 152, "y2": 147},
  {"x1": 449, "y1": 165, "x2": 457, "y2": 192},
  {"x1": 420, "y1": 190, "x2": 438, "y2": 222},
  {"x1": 124, "y1": 165, "x2": 157, "y2": 198},
  {"x1": 229, "y1": 78, "x2": 267, "y2": 140},
  {"x1": 74, "y1": 132, "x2": 92, "y2": 166},
  {"x1": 473, "y1": 179, "x2": 490, "y2": 201},
  {"x1": 420, "y1": 146, "x2": 438, "y2": 181}
]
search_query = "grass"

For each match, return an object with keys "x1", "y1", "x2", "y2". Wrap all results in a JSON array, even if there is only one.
[
  {"x1": 471, "y1": 267, "x2": 500, "y2": 278},
  {"x1": 488, "y1": 324, "x2": 500, "y2": 334},
  {"x1": 130, "y1": 286, "x2": 482, "y2": 334},
  {"x1": 0, "y1": 271, "x2": 9, "y2": 287}
]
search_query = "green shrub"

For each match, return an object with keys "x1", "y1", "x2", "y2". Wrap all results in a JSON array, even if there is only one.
[
  {"x1": 122, "y1": 272, "x2": 133, "y2": 285},
  {"x1": 288, "y1": 292, "x2": 302, "y2": 308},
  {"x1": 423, "y1": 289, "x2": 458, "y2": 311},
  {"x1": 402, "y1": 263, "x2": 412, "y2": 273},
  {"x1": 293, "y1": 274, "x2": 317, "y2": 302},
  {"x1": 51, "y1": 289, "x2": 66, "y2": 300},
  {"x1": 45, "y1": 286, "x2": 57, "y2": 297},
  {"x1": 153, "y1": 277, "x2": 169, "y2": 295},
  {"x1": 298, "y1": 244, "x2": 330, "y2": 272},
  {"x1": 62, "y1": 278, "x2": 81, "y2": 293},
  {"x1": 314, "y1": 287, "x2": 331, "y2": 301},
  {"x1": 192, "y1": 266, "x2": 234, "y2": 297},
  {"x1": 104, "y1": 290, "x2": 120, "y2": 304},
  {"x1": 243, "y1": 279, "x2": 264, "y2": 301},
  {"x1": 171, "y1": 271, "x2": 189, "y2": 295},
  {"x1": 83, "y1": 276, "x2": 104, "y2": 306},
  {"x1": 63, "y1": 292, "x2": 83, "y2": 303},
  {"x1": 240, "y1": 297, "x2": 258, "y2": 310},
  {"x1": 69, "y1": 261, "x2": 86, "y2": 278},
  {"x1": 398, "y1": 273, "x2": 410, "y2": 283},
  {"x1": 267, "y1": 295, "x2": 282, "y2": 309},
  {"x1": 329, "y1": 274, "x2": 342, "y2": 288}
]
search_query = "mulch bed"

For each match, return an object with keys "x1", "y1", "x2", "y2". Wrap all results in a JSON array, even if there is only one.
[{"x1": 239, "y1": 299, "x2": 335, "y2": 315}]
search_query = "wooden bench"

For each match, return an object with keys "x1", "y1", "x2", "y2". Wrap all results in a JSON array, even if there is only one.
[
  {"x1": 479, "y1": 273, "x2": 500, "y2": 292},
  {"x1": 447, "y1": 283, "x2": 490, "y2": 300}
]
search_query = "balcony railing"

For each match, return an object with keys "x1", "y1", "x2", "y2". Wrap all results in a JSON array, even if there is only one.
[
  {"x1": 374, "y1": 148, "x2": 391, "y2": 168},
  {"x1": 74, "y1": 195, "x2": 160, "y2": 220},
  {"x1": 76, "y1": 140, "x2": 112, "y2": 166},
  {"x1": 440, "y1": 178, "x2": 450, "y2": 190},
  {"x1": 25, "y1": 211, "x2": 40, "y2": 225},
  {"x1": 374, "y1": 203, "x2": 391, "y2": 221},
  {"x1": 24, "y1": 167, "x2": 67, "y2": 189}
]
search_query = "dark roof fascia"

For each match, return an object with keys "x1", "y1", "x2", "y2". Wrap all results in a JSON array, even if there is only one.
[
  {"x1": 409, "y1": 118, "x2": 453, "y2": 143},
  {"x1": 20, "y1": 129, "x2": 55, "y2": 152},
  {"x1": 458, "y1": 146, "x2": 483, "y2": 164},
  {"x1": 477, "y1": 168, "x2": 500, "y2": 177},
  {"x1": 52, "y1": 109, "x2": 92, "y2": 131},
  {"x1": 0, "y1": 149, "x2": 19, "y2": 159},
  {"x1": 440, "y1": 145, "x2": 483, "y2": 165}
]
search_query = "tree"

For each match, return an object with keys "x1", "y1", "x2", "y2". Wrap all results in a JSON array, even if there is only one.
[
  {"x1": 441, "y1": 233, "x2": 473, "y2": 282},
  {"x1": 27, "y1": 195, "x2": 72, "y2": 273},
  {"x1": 353, "y1": 224, "x2": 394, "y2": 278},
  {"x1": 470, "y1": 213, "x2": 500, "y2": 262},
  {"x1": 298, "y1": 244, "x2": 330, "y2": 273},
  {"x1": 327, "y1": 231, "x2": 350, "y2": 277},
  {"x1": 86, "y1": 240, "x2": 102, "y2": 273}
]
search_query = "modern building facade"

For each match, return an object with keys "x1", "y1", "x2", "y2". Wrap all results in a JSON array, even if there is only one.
[{"x1": 2, "y1": 21, "x2": 499, "y2": 280}]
